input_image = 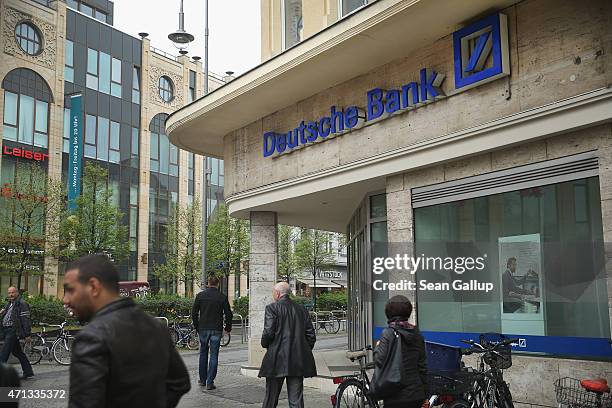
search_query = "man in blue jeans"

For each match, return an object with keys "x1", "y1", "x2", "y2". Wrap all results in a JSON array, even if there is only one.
[
  {"x1": 0, "y1": 287, "x2": 34, "y2": 380},
  {"x1": 192, "y1": 276, "x2": 232, "y2": 390}
]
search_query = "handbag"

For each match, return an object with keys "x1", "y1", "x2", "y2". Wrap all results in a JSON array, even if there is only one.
[{"x1": 369, "y1": 327, "x2": 408, "y2": 398}]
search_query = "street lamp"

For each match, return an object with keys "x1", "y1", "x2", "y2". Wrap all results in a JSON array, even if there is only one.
[{"x1": 168, "y1": 0, "x2": 194, "y2": 51}]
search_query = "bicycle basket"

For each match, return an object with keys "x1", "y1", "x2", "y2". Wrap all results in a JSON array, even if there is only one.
[
  {"x1": 479, "y1": 333, "x2": 512, "y2": 369},
  {"x1": 555, "y1": 377, "x2": 612, "y2": 408},
  {"x1": 428, "y1": 369, "x2": 479, "y2": 395},
  {"x1": 425, "y1": 341, "x2": 462, "y2": 371}
]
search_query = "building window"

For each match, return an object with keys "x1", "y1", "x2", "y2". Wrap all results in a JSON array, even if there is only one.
[
  {"x1": 132, "y1": 67, "x2": 140, "y2": 104},
  {"x1": 80, "y1": 2, "x2": 94, "y2": 17},
  {"x1": 3, "y1": 91, "x2": 49, "y2": 148},
  {"x1": 340, "y1": 0, "x2": 368, "y2": 17},
  {"x1": 15, "y1": 22, "x2": 42, "y2": 56},
  {"x1": 188, "y1": 70, "x2": 196, "y2": 103},
  {"x1": 282, "y1": 0, "x2": 303, "y2": 50},
  {"x1": 86, "y1": 48, "x2": 98, "y2": 90},
  {"x1": 66, "y1": 0, "x2": 78, "y2": 10},
  {"x1": 149, "y1": 113, "x2": 178, "y2": 176},
  {"x1": 158, "y1": 76, "x2": 174, "y2": 102},
  {"x1": 111, "y1": 57, "x2": 121, "y2": 98},
  {"x1": 131, "y1": 127, "x2": 139, "y2": 166},
  {"x1": 82, "y1": 114, "x2": 121, "y2": 163},
  {"x1": 65, "y1": 40, "x2": 74, "y2": 83},
  {"x1": 94, "y1": 9, "x2": 108, "y2": 23}
]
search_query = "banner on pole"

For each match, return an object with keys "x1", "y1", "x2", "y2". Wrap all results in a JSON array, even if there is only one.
[{"x1": 68, "y1": 93, "x2": 83, "y2": 210}]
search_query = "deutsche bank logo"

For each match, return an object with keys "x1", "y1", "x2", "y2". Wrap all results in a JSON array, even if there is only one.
[{"x1": 453, "y1": 13, "x2": 510, "y2": 90}]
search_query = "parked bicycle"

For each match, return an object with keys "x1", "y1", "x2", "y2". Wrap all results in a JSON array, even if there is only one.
[
  {"x1": 555, "y1": 377, "x2": 611, "y2": 408},
  {"x1": 331, "y1": 345, "x2": 379, "y2": 408},
  {"x1": 24, "y1": 321, "x2": 75, "y2": 366},
  {"x1": 310, "y1": 311, "x2": 341, "y2": 335},
  {"x1": 168, "y1": 318, "x2": 199, "y2": 350}
]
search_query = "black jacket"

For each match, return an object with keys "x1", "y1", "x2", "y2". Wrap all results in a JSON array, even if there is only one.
[
  {"x1": 69, "y1": 298, "x2": 190, "y2": 408},
  {"x1": 374, "y1": 319, "x2": 428, "y2": 405},
  {"x1": 0, "y1": 296, "x2": 32, "y2": 338},
  {"x1": 191, "y1": 287, "x2": 233, "y2": 332},
  {"x1": 258, "y1": 296, "x2": 317, "y2": 378}
]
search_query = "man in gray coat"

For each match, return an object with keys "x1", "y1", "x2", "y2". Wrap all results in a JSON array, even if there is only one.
[{"x1": 259, "y1": 282, "x2": 317, "y2": 408}]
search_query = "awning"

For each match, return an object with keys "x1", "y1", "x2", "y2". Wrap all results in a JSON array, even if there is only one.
[{"x1": 297, "y1": 278, "x2": 343, "y2": 289}]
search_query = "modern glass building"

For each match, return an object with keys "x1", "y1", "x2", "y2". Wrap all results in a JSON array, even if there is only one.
[{"x1": 0, "y1": 0, "x2": 227, "y2": 296}]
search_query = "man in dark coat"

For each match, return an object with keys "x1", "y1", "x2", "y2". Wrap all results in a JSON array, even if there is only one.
[
  {"x1": 63, "y1": 254, "x2": 191, "y2": 408},
  {"x1": 0, "y1": 286, "x2": 34, "y2": 379},
  {"x1": 259, "y1": 282, "x2": 317, "y2": 408}
]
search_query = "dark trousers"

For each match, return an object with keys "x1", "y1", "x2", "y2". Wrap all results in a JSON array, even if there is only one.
[
  {"x1": 198, "y1": 329, "x2": 222, "y2": 385},
  {"x1": 0, "y1": 327, "x2": 33, "y2": 376},
  {"x1": 262, "y1": 377, "x2": 304, "y2": 408}
]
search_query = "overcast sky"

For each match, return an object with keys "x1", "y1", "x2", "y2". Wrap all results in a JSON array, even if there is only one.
[{"x1": 112, "y1": 0, "x2": 261, "y2": 76}]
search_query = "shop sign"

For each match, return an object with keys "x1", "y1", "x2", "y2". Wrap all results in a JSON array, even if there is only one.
[
  {"x1": 263, "y1": 13, "x2": 509, "y2": 158},
  {"x1": 3, "y1": 146, "x2": 48, "y2": 162}
]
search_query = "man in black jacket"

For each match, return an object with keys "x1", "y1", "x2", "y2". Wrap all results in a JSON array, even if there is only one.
[
  {"x1": 191, "y1": 276, "x2": 232, "y2": 390},
  {"x1": 259, "y1": 282, "x2": 317, "y2": 408},
  {"x1": 63, "y1": 254, "x2": 190, "y2": 408},
  {"x1": 0, "y1": 286, "x2": 34, "y2": 379}
]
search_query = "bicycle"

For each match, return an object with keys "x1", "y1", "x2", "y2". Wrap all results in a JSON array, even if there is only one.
[
  {"x1": 331, "y1": 345, "x2": 379, "y2": 408},
  {"x1": 310, "y1": 312, "x2": 341, "y2": 335},
  {"x1": 555, "y1": 377, "x2": 612, "y2": 408},
  {"x1": 168, "y1": 318, "x2": 199, "y2": 350},
  {"x1": 24, "y1": 322, "x2": 75, "y2": 366}
]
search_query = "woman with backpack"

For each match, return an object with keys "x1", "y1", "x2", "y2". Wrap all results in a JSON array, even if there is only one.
[{"x1": 373, "y1": 295, "x2": 429, "y2": 408}]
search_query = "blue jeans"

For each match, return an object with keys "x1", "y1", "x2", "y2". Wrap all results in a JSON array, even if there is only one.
[
  {"x1": 0, "y1": 327, "x2": 33, "y2": 376},
  {"x1": 198, "y1": 329, "x2": 222, "y2": 385}
]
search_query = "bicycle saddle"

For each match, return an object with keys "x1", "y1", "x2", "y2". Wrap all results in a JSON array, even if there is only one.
[
  {"x1": 346, "y1": 350, "x2": 367, "y2": 360},
  {"x1": 580, "y1": 379, "x2": 610, "y2": 394}
]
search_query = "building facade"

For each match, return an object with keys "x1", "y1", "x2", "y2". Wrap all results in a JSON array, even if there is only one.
[
  {"x1": 0, "y1": 0, "x2": 228, "y2": 297},
  {"x1": 169, "y1": 0, "x2": 611, "y2": 405}
]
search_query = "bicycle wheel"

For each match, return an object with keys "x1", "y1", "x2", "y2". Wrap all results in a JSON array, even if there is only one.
[
  {"x1": 23, "y1": 334, "x2": 43, "y2": 365},
  {"x1": 495, "y1": 381, "x2": 514, "y2": 408},
  {"x1": 52, "y1": 336, "x2": 74, "y2": 365},
  {"x1": 221, "y1": 332, "x2": 231, "y2": 347},
  {"x1": 324, "y1": 317, "x2": 341, "y2": 334},
  {"x1": 187, "y1": 330, "x2": 200, "y2": 350},
  {"x1": 334, "y1": 378, "x2": 376, "y2": 408}
]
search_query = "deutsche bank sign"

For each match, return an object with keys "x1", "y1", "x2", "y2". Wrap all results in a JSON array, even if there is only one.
[{"x1": 263, "y1": 13, "x2": 510, "y2": 158}]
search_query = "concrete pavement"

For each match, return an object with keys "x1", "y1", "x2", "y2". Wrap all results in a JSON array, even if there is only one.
[{"x1": 11, "y1": 334, "x2": 347, "y2": 408}]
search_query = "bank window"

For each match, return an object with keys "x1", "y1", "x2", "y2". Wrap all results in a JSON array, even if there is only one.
[
  {"x1": 188, "y1": 70, "x2": 196, "y2": 103},
  {"x1": 111, "y1": 58, "x2": 121, "y2": 98},
  {"x1": 65, "y1": 40, "x2": 74, "y2": 83},
  {"x1": 340, "y1": 0, "x2": 369, "y2": 17},
  {"x1": 2, "y1": 91, "x2": 48, "y2": 148},
  {"x1": 282, "y1": 0, "x2": 303, "y2": 50},
  {"x1": 413, "y1": 177, "x2": 609, "y2": 346},
  {"x1": 83, "y1": 114, "x2": 121, "y2": 163},
  {"x1": 99, "y1": 52, "x2": 111, "y2": 94},
  {"x1": 132, "y1": 67, "x2": 140, "y2": 104}
]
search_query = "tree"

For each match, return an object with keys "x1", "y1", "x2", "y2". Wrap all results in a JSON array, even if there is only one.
[
  {"x1": 278, "y1": 225, "x2": 298, "y2": 282},
  {"x1": 58, "y1": 163, "x2": 128, "y2": 263},
  {"x1": 0, "y1": 161, "x2": 63, "y2": 291},
  {"x1": 294, "y1": 228, "x2": 336, "y2": 309},
  {"x1": 206, "y1": 203, "x2": 249, "y2": 280},
  {"x1": 152, "y1": 197, "x2": 202, "y2": 296}
]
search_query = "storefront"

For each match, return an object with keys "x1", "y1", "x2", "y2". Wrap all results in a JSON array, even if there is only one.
[{"x1": 167, "y1": 0, "x2": 611, "y2": 404}]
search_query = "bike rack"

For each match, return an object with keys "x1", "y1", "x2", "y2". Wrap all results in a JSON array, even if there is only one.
[
  {"x1": 233, "y1": 314, "x2": 246, "y2": 344},
  {"x1": 155, "y1": 316, "x2": 169, "y2": 327}
]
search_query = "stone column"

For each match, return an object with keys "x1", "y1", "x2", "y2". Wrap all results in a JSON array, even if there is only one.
[{"x1": 248, "y1": 211, "x2": 277, "y2": 368}]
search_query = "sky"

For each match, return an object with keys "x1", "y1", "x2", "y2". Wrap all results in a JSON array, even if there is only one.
[{"x1": 112, "y1": 0, "x2": 261, "y2": 77}]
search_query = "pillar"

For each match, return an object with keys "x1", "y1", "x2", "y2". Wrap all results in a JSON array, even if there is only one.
[{"x1": 248, "y1": 211, "x2": 278, "y2": 368}]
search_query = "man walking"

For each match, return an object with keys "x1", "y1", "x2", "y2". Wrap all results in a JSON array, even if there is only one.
[
  {"x1": 192, "y1": 276, "x2": 232, "y2": 390},
  {"x1": 63, "y1": 254, "x2": 190, "y2": 408},
  {"x1": 0, "y1": 286, "x2": 34, "y2": 380},
  {"x1": 259, "y1": 282, "x2": 317, "y2": 408}
]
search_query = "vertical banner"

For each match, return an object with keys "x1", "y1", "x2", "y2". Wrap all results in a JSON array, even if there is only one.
[{"x1": 68, "y1": 93, "x2": 83, "y2": 210}]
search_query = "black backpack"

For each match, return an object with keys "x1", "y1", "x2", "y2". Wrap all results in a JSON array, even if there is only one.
[{"x1": 370, "y1": 328, "x2": 409, "y2": 398}]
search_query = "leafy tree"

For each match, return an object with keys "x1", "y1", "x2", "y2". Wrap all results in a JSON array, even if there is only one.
[
  {"x1": 58, "y1": 163, "x2": 128, "y2": 263},
  {"x1": 294, "y1": 228, "x2": 336, "y2": 309},
  {"x1": 0, "y1": 161, "x2": 63, "y2": 290},
  {"x1": 206, "y1": 203, "x2": 249, "y2": 279},
  {"x1": 278, "y1": 225, "x2": 298, "y2": 282},
  {"x1": 153, "y1": 197, "x2": 202, "y2": 295}
]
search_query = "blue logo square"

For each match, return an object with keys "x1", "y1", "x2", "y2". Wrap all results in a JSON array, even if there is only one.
[{"x1": 453, "y1": 13, "x2": 509, "y2": 90}]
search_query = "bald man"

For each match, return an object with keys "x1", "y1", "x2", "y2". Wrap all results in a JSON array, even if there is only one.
[
  {"x1": 0, "y1": 286, "x2": 34, "y2": 379},
  {"x1": 258, "y1": 282, "x2": 317, "y2": 408}
]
